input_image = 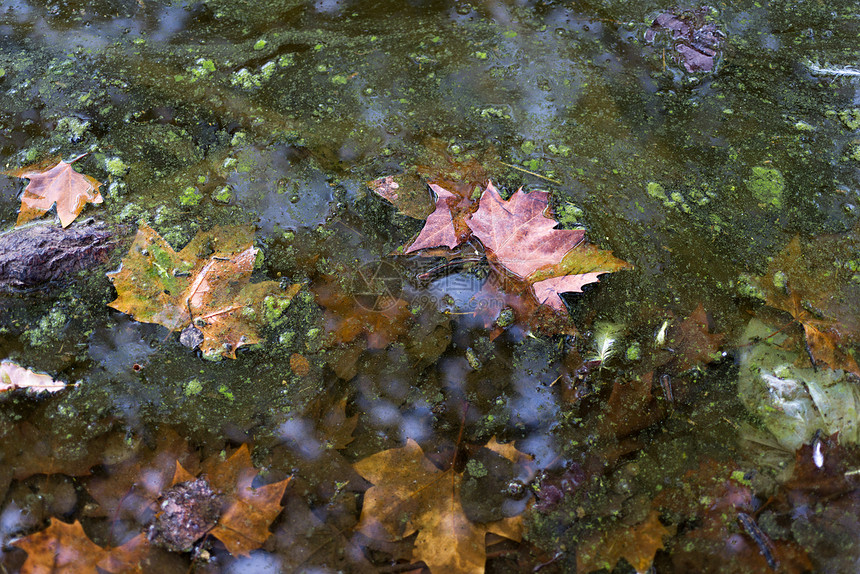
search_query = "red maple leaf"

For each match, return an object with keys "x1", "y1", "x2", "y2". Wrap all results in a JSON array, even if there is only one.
[
  {"x1": 405, "y1": 181, "x2": 630, "y2": 321},
  {"x1": 406, "y1": 183, "x2": 475, "y2": 253}
]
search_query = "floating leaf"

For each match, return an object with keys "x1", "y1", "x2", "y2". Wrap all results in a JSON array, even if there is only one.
[
  {"x1": 6, "y1": 156, "x2": 103, "y2": 228},
  {"x1": 404, "y1": 180, "x2": 629, "y2": 327},
  {"x1": 644, "y1": 8, "x2": 724, "y2": 73},
  {"x1": 107, "y1": 223, "x2": 301, "y2": 359}
]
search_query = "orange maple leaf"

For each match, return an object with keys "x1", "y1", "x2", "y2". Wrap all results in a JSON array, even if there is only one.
[
  {"x1": 171, "y1": 444, "x2": 291, "y2": 557},
  {"x1": 7, "y1": 156, "x2": 103, "y2": 228},
  {"x1": 13, "y1": 519, "x2": 148, "y2": 574}
]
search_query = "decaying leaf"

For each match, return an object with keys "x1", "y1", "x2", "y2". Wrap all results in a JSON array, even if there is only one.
[
  {"x1": 757, "y1": 235, "x2": 860, "y2": 376},
  {"x1": 368, "y1": 174, "x2": 435, "y2": 220},
  {"x1": 1, "y1": 419, "x2": 110, "y2": 480},
  {"x1": 601, "y1": 372, "x2": 668, "y2": 439},
  {"x1": 6, "y1": 156, "x2": 103, "y2": 228},
  {"x1": 289, "y1": 352, "x2": 311, "y2": 376},
  {"x1": 13, "y1": 519, "x2": 148, "y2": 574},
  {"x1": 644, "y1": 8, "x2": 724, "y2": 73},
  {"x1": 107, "y1": 223, "x2": 301, "y2": 359},
  {"x1": 270, "y1": 493, "x2": 379, "y2": 572},
  {"x1": 168, "y1": 444, "x2": 291, "y2": 557},
  {"x1": 354, "y1": 438, "x2": 525, "y2": 574},
  {"x1": 150, "y1": 478, "x2": 224, "y2": 552},
  {"x1": 662, "y1": 303, "x2": 724, "y2": 373},
  {"x1": 85, "y1": 428, "x2": 200, "y2": 524},
  {"x1": 577, "y1": 510, "x2": 674, "y2": 574},
  {"x1": 654, "y1": 459, "x2": 812, "y2": 573},
  {"x1": 309, "y1": 395, "x2": 358, "y2": 450},
  {"x1": 0, "y1": 361, "x2": 68, "y2": 394}
]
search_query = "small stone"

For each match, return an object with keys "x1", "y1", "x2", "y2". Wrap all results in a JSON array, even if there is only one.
[
  {"x1": 180, "y1": 325, "x2": 204, "y2": 349},
  {"x1": 149, "y1": 478, "x2": 223, "y2": 552}
]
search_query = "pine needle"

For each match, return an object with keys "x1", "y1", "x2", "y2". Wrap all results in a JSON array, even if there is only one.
[{"x1": 498, "y1": 161, "x2": 562, "y2": 185}]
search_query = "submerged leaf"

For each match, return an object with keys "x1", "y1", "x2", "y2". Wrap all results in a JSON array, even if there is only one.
[
  {"x1": 757, "y1": 234, "x2": 860, "y2": 376},
  {"x1": 354, "y1": 438, "x2": 525, "y2": 574},
  {"x1": 165, "y1": 444, "x2": 291, "y2": 557},
  {"x1": 577, "y1": 510, "x2": 674, "y2": 574},
  {"x1": 314, "y1": 273, "x2": 413, "y2": 349},
  {"x1": 368, "y1": 174, "x2": 435, "y2": 220},
  {"x1": 14, "y1": 519, "x2": 148, "y2": 574}
]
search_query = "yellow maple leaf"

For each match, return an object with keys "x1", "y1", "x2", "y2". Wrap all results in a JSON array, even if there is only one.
[{"x1": 107, "y1": 222, "x2": 300, "y2": 359}]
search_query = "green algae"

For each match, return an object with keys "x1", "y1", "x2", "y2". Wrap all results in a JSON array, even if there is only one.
[{"x1": 745, "y1": 166, "x2": 785, "y2": 208}]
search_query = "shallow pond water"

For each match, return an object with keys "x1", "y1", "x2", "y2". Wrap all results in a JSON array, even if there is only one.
[{"x1": 1, "y1": 0, "x2": 859, "y2": 572}]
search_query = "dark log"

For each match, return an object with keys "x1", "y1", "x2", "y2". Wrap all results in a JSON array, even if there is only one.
[{"x1": 0, "y1": 220, "x2": 120, "y2": 290}]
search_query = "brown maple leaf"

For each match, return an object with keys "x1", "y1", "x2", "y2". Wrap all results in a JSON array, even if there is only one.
[
  {"x1": 6, "y1": 156, "x2": 103, "y2": 228},
  {"x1": 758, "y1": 235, "x2": 860, "y2": 376},
  {"x1": 577, "y1": 510, "x2": 675, "y2": 574},
  {"x1": 13, "y1": 519, "x2": 148, "y2": 574},
  {"x1": 168, "y1": 444, "x2": 291, "y2": 557},
  {"x1": 107, "y1": 223, "x2": 301, "y2": 359},
  {"x1": 662, "y1": 303, "x2": 724, "y2": 373},
  {"x1": 354, "y1": 438, "x2": 525, "y2": 574}
]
